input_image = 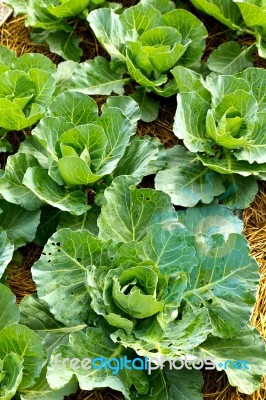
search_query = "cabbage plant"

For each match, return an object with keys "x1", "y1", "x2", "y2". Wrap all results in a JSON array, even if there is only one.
[
  {"x1": 0, "y1": 46, "x2": 57, "y2": 151},
  {"x1": 0, "y1": 283, "x2": 78, "y2": 400},
  {"x1": 189, "y1": 0, "x2": 266, "y2": 58},
  {"x1": 0, "y1": 91, "x2": 164, "y2": 217},
  {"x1": 0, "y1": 284, "x2": 47, "y2": 400},
  {"x1": 155, "y1": 66, "x2": 266, "y2": 208},
  {"x1": 88, "y1": 0, "x2": 207, "y2": 96},
  {"x1": 29, "y1": 176, "x2": 266, "y2": 398}
]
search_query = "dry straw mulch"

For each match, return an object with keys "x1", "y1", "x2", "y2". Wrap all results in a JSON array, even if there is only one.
[
  {"x1": 0, "y1": 16, "x2": 59, "y2": 61},
  {"x1": 0, "y1": 8, "x2": 265, "y2": 400}
]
